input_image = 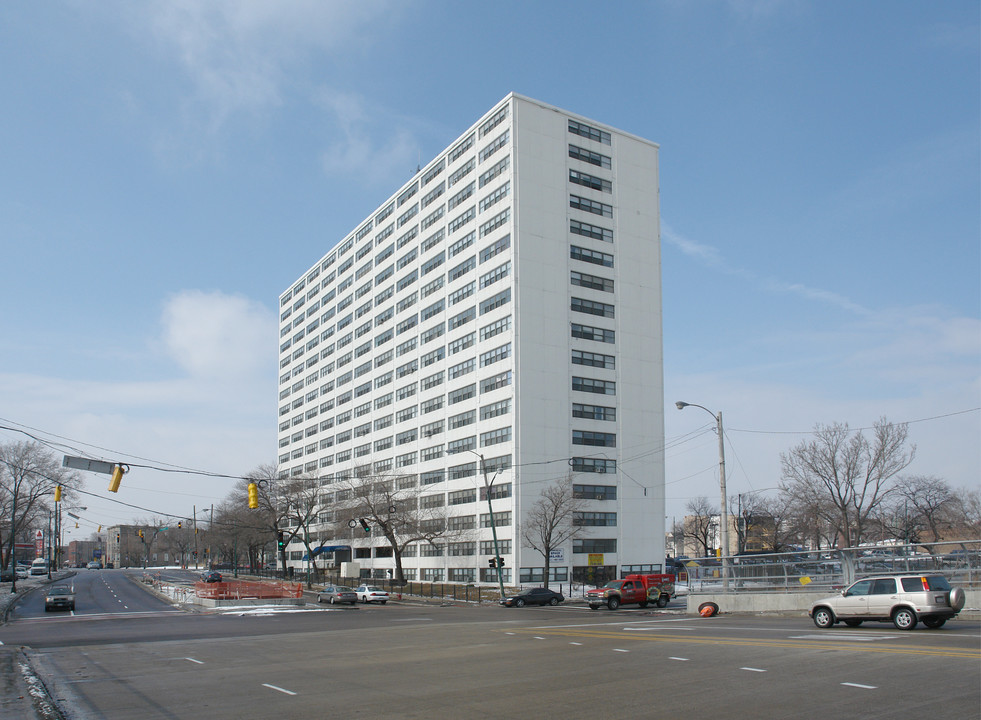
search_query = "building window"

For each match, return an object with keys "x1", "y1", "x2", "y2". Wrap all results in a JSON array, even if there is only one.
[
  {"x1": 479, "y1": 343, "x2": 511, "y2": 367},
  {"x1": 479, "y1": 208, "x2": 510, "y2": 238},
  {"x1": 448, "y1": 383, "x2": 476, "y2": 405},
  {"x1": 480, "y1": 289, "x2": 511, "y2": 315},
  {"x1": 570, "y1": 195, "x2": 613, "y2": 219},
  {"x1": 479, "y1": 261, "x2": 510, "y2": 289},
  {"x1": 480, "y1": 511, "x2": 511, "y2": 528},
  {"x1": 480, "y1": 426, "x2": 511, "y2": 447},
  {"x1": 568, "y1": 119, "x2": 612, "y2": 145},
  {"x1": 571, "y1": 271, "x2": 614, "y2": 293},
  {"x1": 574, "y1": 539, "x2": 617, "y2": 553},
  {"x1": 572, "y1": 377, "x2": 616, "y2": 395},
  {"x1": 479, "y1": 233, "x2": 510, "y2": 264},
  {"x1": 449, "y1": 489, "x2": 477, "y2": 506},
  {"x1": 480, "y1": 398, "x2": 511, "y2": 420},
  {"x1": 572, "y1": 403, "x2": 616, "y2": 421},
  {"x1": 480, "y1": 315, "x2": 511, "y2": 341},
  {"x1": 448, "y1": 230, "x2": 475, "y2": 258},
  {"x1": 568, "y1": 144, "x2": 611, "y2": 169},
  {"x1": 569, "y1": 169, "x2": 612, "y2": 193},
  {"x1": 572, "y1": 349, "x2": 615, "y2": 369},
  {"x1": 448, "y1": 157, "x2": 474, "y2": 187},
  {"x1": 479, "y1": 156, "x2": 510, "y2": 188},
  {"x1": 571, "y1": 245, "x2": 614, "y2": 268},
  {"x1": 571, "y1": 297, "x2": 614, "y2": 318},
  {"x1": 570, "y1": 219, "x2": 613, "y2": 243},
  {"x1": 573, "y1": 484, "x2": 617, "y2": 500},
  {"x1": 571, "y1": 323, "x2": 615, "y2": 344},
  {"x1": 480, "y1": 370, "x2": 512, "y2": 393},
  {"x1": 572, "y1": 457, "x2": 617, "y2": 474},
  {"x1": 447, "y1": 436, "x2": 477, "y2": 455}
]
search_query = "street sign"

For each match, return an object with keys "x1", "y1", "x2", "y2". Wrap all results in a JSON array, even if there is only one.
[
  {"x1": 549, "y1": 548, "x2": 565, "y2": 562},
  {"x1": 63, "y1": 456, "x2": 115, "y2": 474},
  {"x1": 35, "y1": 530, "x2": 43, "y2": 556}
]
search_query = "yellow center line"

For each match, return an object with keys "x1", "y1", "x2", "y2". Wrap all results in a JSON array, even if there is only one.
[{"x1": 502, "y1": 628, "x2": 981, "y2": 659}]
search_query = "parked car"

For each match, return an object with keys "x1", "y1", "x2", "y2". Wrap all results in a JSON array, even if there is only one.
[
  {"x1": 500, "y1": 587, "x2": 565, "y2": 607},
  {"x1": 355, "y1": 585, "x2": 389, "y2": 604},
  {"x1": 45, "y1": 585, "x2": 76, "y2": 612},
  {"x1": 200, "y1": 571, "x2": 223, "y2": 583},
  {"x1": 318, "y1": 585, "x2": 358, "y2": 605},
  {"x1": 30, "y1": 558, "x2": 49, "y2": 576},
  {"x1": 810, "y1": 574, "x2": 965, "y2": 630},
  {"x1": 16, "y1": 565, "x2": 29, "y2": 579}
]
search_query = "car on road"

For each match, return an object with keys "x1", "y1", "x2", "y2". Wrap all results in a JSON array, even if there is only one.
[
  {"x1": 45, "y1": 585, "x2": 76, "y2": 612},
  {"x1": 318, "y1": 585, "x2": 358, "y2": 605},
  {"x1": 500, "y1": 587, "x2": 565, "y2": 607},
  {"x1": 809, "y1": 573, "x2": 965, "y2": 631},
  {"x1": 86, "y1": 561, "x2": 102, "y2": 570},
  {"x1": 200, "y1": 571, "x2": 223, "y2": 583},
  {"x1": 355, "y1": 585, "x2": 389, "y2": 604},
  {"x1": 30, "y1": 559, "x2": 49, "y2": 576}
]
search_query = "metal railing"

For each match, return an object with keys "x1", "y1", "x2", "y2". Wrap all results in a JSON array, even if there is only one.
[{"x1": 684, "y1": 539, "x2": 980, "y2": 595}]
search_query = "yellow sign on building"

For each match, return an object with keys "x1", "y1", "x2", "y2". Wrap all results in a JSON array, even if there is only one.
[{"x1": 588, "y1": 553, "x2": 604, "y2": 566}]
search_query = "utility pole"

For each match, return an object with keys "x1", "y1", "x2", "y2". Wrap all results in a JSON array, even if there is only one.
[{"x1": 477, "y1": 453, "x2": 506, "y2": 599}]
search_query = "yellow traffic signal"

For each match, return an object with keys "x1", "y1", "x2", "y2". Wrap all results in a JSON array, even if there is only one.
[
  {"x1": 108, "y1": 464, "x2": 126, "y2": 493},
  {"x1": 54, "y1": 485, "x2": 62, "y2": 502},
  {"x1": 248, "y1": 482, "x2": 259, "y2": 509}
]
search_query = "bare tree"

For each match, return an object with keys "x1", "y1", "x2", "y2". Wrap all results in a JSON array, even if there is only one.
[
  {"x1": 683, "y1": 496, "x2": 717, "y2": 557},
  {"x1": 780, "y1": 418, "x2": 915, "y2": 548},
  {"x1": 335, "y1": 468, "x2": 452, "y2": 585},
  {"x1": 0, "y1": 442, "x2": 81, "y2": 577},
  {"x1": 521, "y1": 475, "x2": 585, "y2": 589}
]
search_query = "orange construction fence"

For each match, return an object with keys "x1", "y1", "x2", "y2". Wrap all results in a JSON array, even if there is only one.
[{"x1": 195, "y1": 579, "x2": 303, "y2": 600}]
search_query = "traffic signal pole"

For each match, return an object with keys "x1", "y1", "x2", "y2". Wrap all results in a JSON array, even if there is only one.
[{"x1": 478, "y1": 454, "x2": 506, "y2": 599}]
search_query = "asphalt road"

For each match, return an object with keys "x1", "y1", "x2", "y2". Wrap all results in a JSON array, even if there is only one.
[{"x1": 1, "y1": 572, "x2": 978, "y2": 719}]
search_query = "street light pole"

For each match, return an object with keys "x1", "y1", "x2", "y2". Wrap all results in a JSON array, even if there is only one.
[
  {"x1": 472, "y1": 451, "x2": 506, "y2": 599},
  {"x1": 676, "y1": 401, "x2": 729, "y2": 590}
]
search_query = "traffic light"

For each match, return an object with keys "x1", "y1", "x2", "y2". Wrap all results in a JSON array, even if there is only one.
[
  {"x1": 116, "y1": 533, "x2": 120, "y2": 542},
  {"x1": 488, "y1": 557, "x2": 497, "y2": 568},
  {"x1": 138, "y1": 530, "x2": 144, "y2": 543},
  {"x1": 247, "y1": 482, "x2": 259, "y2": 509},
  {"x1": 108, "y1": 464, "x2": 125, "y2": 493},
  {"x1": 54, "y1": 486, "x2": 62, "y2": 502},
  {"x1": 177, "y1": 521, "x2": 182, "y2": 529},
  {"x1": 496, "y1": 557, "x2": 505, "y2": 568},
  {"x1": 277, "y1": 531, "x2": 285, "y2": 549},
  {"x1": 359, "y1": 518, "x2": 370, "y2": 533}
]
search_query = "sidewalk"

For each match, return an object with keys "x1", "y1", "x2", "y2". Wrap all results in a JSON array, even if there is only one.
[{"x1": 0, "y1": 575, "x2": 68, "y2": 720}]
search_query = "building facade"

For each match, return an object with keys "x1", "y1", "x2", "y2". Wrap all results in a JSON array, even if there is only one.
[{"x1": 277, "y1": 94, "x2": 664, "y2": 586}]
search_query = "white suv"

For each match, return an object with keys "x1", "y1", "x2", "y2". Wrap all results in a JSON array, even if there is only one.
[{"x1": 810, "y1": 574, "x2": 965, "y2": 630}]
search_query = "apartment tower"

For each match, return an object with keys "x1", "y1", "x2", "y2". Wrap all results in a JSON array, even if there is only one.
[{"x1": 277, "y1": 93, "x2": 663, "y2": 586}]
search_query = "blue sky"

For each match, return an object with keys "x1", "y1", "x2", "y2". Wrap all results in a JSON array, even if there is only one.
[{"x1": 1, "y1": 1, "x2": 978, "y2": 538}]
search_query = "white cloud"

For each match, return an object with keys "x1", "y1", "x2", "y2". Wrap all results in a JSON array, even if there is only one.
[
  {"x1": 159, "y1": 289, "x2": 276, "y2": 380},
  {"x1": 316, "y1": 91, "x2": 420, "y2": 188},
  {"x1": 117, "y1": 1, "x2": 398, "y2": 133}
]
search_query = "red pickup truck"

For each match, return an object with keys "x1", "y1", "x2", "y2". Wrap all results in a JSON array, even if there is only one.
[{"x1": 587, "y1": 573, "x2": 676, "y2": 610}]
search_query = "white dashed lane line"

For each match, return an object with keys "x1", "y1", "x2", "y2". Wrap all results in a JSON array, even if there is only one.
[
  {"x1": 841, "y1": 682, "x2": 877, "y2": 690},
  {"x1": 184, "y1": 658, "x2": 204, "y2": 665},
  {"x1": 262, "y1": 684, "x2": 297, "y2": 696},
  {"x1": 741, "y1": 667, "x2": 767, "y2": 673}
]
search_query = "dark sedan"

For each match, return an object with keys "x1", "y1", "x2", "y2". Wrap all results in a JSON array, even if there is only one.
[
  {"x1": 200, "y1": 571, "x2": 223, "y2": 583},
  {"x1": 501, "y1": 587, "x2": 564, "y2": 607}
]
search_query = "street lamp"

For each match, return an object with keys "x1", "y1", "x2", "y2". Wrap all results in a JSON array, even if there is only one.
[
  {"x1": 676, "y1": 401, "x2": 729, "y2": 590},
  {"x1": 470, "y1": 450, "x2": 506, "y2": 599}
]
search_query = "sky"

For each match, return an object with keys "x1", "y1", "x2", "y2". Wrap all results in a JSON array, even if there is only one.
[{"x1": 1, "y1": 1, "x2": 978, "y2": 543}]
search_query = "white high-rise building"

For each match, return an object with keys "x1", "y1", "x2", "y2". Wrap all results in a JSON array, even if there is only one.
[{"x1": 277, "y1": 93, "x2": 663, "y2": 586}]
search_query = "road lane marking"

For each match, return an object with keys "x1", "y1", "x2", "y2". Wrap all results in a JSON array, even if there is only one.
[
  {"x1": 790, "y1": 634, "x2": 896, "y2": 642},
  {"x1": 184, "y1": 658, "x2": 203, "y2": 664},
  {"x1": 613, "y1": 649, "x2": 629, "y2": 653},
  {"x1": 669, "y1": 657, "x2": 688, "y2": 661},
  {"x1": 262, "y1": 684, "x2": 297, "y2": 696},
  {"x1": 570, "y1": 642, "x2": 583, "y2": 646},
  {"x1": 841, "y1": 683, "x2": 877, "y2": 689},
  {"x1": 502, "y1": 628, "x2": 980, "y2": 659},
  {"x1": 741, "y1": 667, "x2": 767, "y2": 672}
]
